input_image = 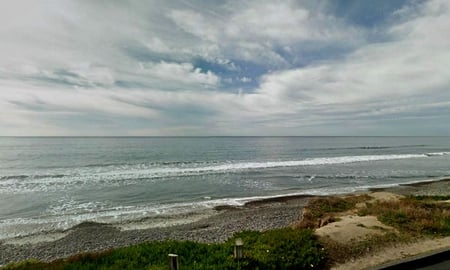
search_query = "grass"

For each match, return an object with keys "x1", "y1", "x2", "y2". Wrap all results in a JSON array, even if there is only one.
[
  {"x1": 358, "y1": 196, "x2": 450, "y2": 236},
  {"x1": 3, "y1": 228, "x2": 326, "y2": 270},
  {"x1": 296, "y1": 194, "x2": 370, "y2": 229},
  {"x1": 298, "y1": 194, "x2": 450, "y2": 236},
  {"x1": 413, "y1": 195, "x2": 450, "y2": 201},
  {"x1": 4, "y1": 194, "x2": 450, "y2": 269},
  {"x1": 320, "y1": 232, "x2": 413, "y2": 264},
  {"x1": 296, "y1": 194, "x2": 450, "y2": 265}
]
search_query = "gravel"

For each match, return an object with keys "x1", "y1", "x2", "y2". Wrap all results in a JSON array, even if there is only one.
[
  {"x1": 0, "y1": 197, "x2": 309, "y2": 266},
  {"x1": 3, "y1": 178, "x2": 448, "y2": 266}
]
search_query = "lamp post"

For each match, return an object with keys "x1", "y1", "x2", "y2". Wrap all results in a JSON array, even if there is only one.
[{"x1": 234, "y1": 238, "x2": 243, "y2": 270}]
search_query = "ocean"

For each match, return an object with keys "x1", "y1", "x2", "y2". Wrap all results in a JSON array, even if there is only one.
[{"x1": 1, "y1": 136, "x2": 449, "y2": 239}]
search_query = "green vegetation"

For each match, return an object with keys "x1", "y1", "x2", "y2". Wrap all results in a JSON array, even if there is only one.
[
  {"x1": 232, "y1": 229, "x2": 325, "y2": 269},
  {"x1": 298, "y1": 194, "x2": 450, "y2": 237},
  {"x1": 298, "y1": 195, "x2": 370, "y2": 229},
  {"x1": 3, "y1": 228, "x2": 325, "y2": 270},
  {"x1": 412, "y1": 195, "x2": 450, "y2": 201},
  {"x1": 358, "y1": 195, "x2": 450, "y2": 236},
  {"x1": 5, "y1": 194, "x2": 449, "y2": 269},
  {"x1": 320, "y1": 232, "x2": 411, "y2": 264},
  {"x1": 296, "y1": 194, "x2": 450, "y2": 264}
]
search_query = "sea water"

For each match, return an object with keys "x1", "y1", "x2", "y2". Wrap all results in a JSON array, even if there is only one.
[{"x1": 1, "y1": 136, "x2": 449, "y2": 239}]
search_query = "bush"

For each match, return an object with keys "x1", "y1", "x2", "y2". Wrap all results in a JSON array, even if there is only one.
[
  {"x1": 4, "y1": 228, "x2": 325, "y2": 270},
  {"x1": 231, "y1": 228, "x2": 325, "y2": 270},
  {"x1": 358, "y1": 196, "x2": 450, "y2": 236},
  {"x1": 298, "y1": 195, "x2": 369, "y2": 229},
  {"x1": 3, "y1": 260, "x2": 48, "y2": 270}
]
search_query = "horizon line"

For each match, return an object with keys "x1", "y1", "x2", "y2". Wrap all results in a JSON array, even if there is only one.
[{"x1": 1, "y1": 135, "x2": 449, "y2": 138}]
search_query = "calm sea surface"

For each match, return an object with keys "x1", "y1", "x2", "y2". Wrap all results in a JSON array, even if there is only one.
[{"x1": 1, "y1": 136, "x2": 449, "y2": 239}]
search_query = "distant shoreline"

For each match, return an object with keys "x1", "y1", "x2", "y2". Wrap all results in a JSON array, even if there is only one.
[
  {"x1": 368, "y1": 177, "x2": 450, "y2": 195},
  {"x1": 2, "y1": 135, "x2": 449, "y2": 138}
]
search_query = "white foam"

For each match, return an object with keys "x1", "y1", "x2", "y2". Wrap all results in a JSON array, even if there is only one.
[
  {"x1": 2, "y1": 152, "x2": 440, "y2": 194},
  {"x1": 0, "y1": 200, "x2": 224, "y2": 240},
  {"x1": 3, "y1": 232, "x2": 67, "y2": 245},
  {"x1": 2, "y1": 152, "x2": 449, "y2": 195},
  {"x1": 425, "y1": 152, "x2": 450, "y2": 156},
  {"x1": 2, "y1": 176, "x2": 449, "y2": 240},
  {"x1": 110, "y1": 153, "x2": 427, "y2": 177}
]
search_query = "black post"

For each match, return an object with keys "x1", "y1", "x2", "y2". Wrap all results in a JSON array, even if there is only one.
[{"x1": 169, "y1": 254, "x2": 179, "y2": 270}]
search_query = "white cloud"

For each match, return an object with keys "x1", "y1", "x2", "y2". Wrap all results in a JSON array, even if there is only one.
[
  {"x1": 1, "y1": 83, "x2": 160, "y2": 120},
  {"x1": 168, "y1": 9, "x2": 220, "y2": 42},
  {"x1": 1, "y1": 0, "x2": 450, "y2": 135},
  {"x1": 166, "y1": 1, "x2": 366, "y2": 66},
  {"x1": 226, "y1": 1, "x2": 363, "y2": 44},
  {"x1": 144, "y1": 37, "x2": 173, "y2": 54},
  {"x1": 143, "y1": 61, "x2": 220, "y2": 86},
  {"x1": 254, "y1": 0, "x2": 450, "y2": 119}
]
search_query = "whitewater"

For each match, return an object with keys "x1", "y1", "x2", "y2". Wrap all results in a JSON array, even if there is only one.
[{"x1": 1, "y1": 136, "x2": 449, "y2": 239}]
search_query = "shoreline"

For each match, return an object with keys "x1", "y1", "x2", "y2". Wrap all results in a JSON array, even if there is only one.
[
  {"x1": 369, "y1": 177, "x2": 450, "y2": 195},
  {"x1": 1, "y1": 177, "x2": 450, "y2": 266},
  {"x1": 0, "y1": 193, "x2": 310, "y2": 265},
  {"x1": 2, "y1": 177, "x2": 448, "y2": 241}
]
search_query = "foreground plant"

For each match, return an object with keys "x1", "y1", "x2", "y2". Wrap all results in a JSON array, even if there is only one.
[
  {"x1": 3, "y1": 228, "x2": 325, "y2": 270},
  {"x1": 358, "y1": 195, "x2": 450, "y2": 236}
]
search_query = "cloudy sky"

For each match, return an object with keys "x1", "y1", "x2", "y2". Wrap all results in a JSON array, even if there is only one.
[{"x1": 1, "y1": 0, "x2": 449, "y2": 136}]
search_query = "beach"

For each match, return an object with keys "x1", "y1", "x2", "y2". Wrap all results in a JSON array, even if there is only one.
[
  {"x1": 2, "y1": 137, "x2": 449, "y2": 245},
  {"x1": 1, "y1": 178, "x2": 450, "y2": 268},
  {"x1": 0, "y1": 195, "x2": 309, "y2": 265}
]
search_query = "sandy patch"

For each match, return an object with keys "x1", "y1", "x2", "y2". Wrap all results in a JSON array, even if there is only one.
[
  {"x1": 314, "y1": 192, "x2": 401, "y2": 244},
  {"x1": 368, "y1": 192, "x2": 404, "y2": 202},
  {"x1": 354, "y1": 192, "x2": 404, "y2": 210},
  {"x1": 315, "y1": 215, "x2": 393, "y2": 244},
  {"x1": 323, "y1": 191, "x2": 450, "y2": 269}
]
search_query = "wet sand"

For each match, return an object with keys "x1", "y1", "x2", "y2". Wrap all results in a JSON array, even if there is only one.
[
  {"x1": 0, "y1": 195, "x2": 310, "y2": 265},
  {"x1": 1, "y1": 178, "x2": 449, "y2": 267}
]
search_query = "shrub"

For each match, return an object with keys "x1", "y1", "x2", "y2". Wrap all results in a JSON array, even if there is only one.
[
  {"x1": 4, "y1": 228, "x2": 325, "y2": 270},
  {"x1": 358, "y1": 196, "x2": 450, "y2": 236},
  {"x1": 3, "y1": 260, "x2": 48, "y2": 270},
  {"x1": 231, "y1": 228, "x2": 325, "y2": 270},
  {"x1": 298, "y1": 195, "x2": 370, "y2": 229}
]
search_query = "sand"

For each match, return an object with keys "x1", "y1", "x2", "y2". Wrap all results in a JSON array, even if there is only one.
[
  {"x1": 0, "y1": 196, "x2": 310, "y2": 266},
  {"x1": 332, "y1": 237, "x2": 450, "y2": 270},
  {"x1": 315, "y1": 191, "x2": 401, "y2": 244},
  {"x1": 1, "y1": 178, "x2": 450, "y2": 269},
  {"x1": 329, "y1": 179, "x2": 450, "y2": 269},
  {"x1": 315, "y1": 215, "x2": 394, "y2": 244}
]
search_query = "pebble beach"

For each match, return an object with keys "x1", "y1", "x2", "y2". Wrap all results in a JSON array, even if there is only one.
[
  {"x1": 1, "y1": 178, "x2": 449, "y2": 267},
  {"x1": 0, "y1": 196, "x2": 309, "y2": 266}
]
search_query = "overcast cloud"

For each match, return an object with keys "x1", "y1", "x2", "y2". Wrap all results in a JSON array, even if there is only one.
[{"x1": 1, "y1": 0, "x2": 449, "y2": 136}]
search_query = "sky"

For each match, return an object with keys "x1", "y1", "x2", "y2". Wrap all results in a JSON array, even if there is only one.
[{"x1": 1, "y1": 0, "x2": 450, "y2": 136}]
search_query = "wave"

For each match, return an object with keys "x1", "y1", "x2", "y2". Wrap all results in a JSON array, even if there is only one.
[
  {"x1": 4, "y1": 176, "x2": 450, "y2": 240},
  {"x1": 0, "y1": 175, "x2": 29, "y2": 180},
  {"x1": 1, "y1": 152, "x2": 448, "y2": 193},
  {"x1": 2, "y1": 175, "x2": 450, "y2": 240},
  {"x1": 318, "y1": 144, "x2": 428, "y2": 151},
  {"x1": 102, "y1": 152, "x2": 446, "y2": 176},
  {"x1": 425, "y1": 152, "x2": 450, "y2": 157},
  {"x1": 0, "y1": 174, "x2": 66, "y2": 181},
  {"x1": 298, "y1": 173, "x2": 445, "y2": 181}
]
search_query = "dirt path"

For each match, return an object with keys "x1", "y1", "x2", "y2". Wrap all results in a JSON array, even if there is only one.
[{"x1": 332, "y1": 236, "x2": 450, "y2": 270}]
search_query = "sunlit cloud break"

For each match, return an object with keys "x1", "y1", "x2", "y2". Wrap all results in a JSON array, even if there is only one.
[{"x1": 0, "y1": 0, "x2": 449, "y2": 136}]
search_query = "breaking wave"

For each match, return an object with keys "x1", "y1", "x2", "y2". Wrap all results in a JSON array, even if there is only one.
[{"x1": 1, "y1": 152, "x2": 448, "y2": 194}]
